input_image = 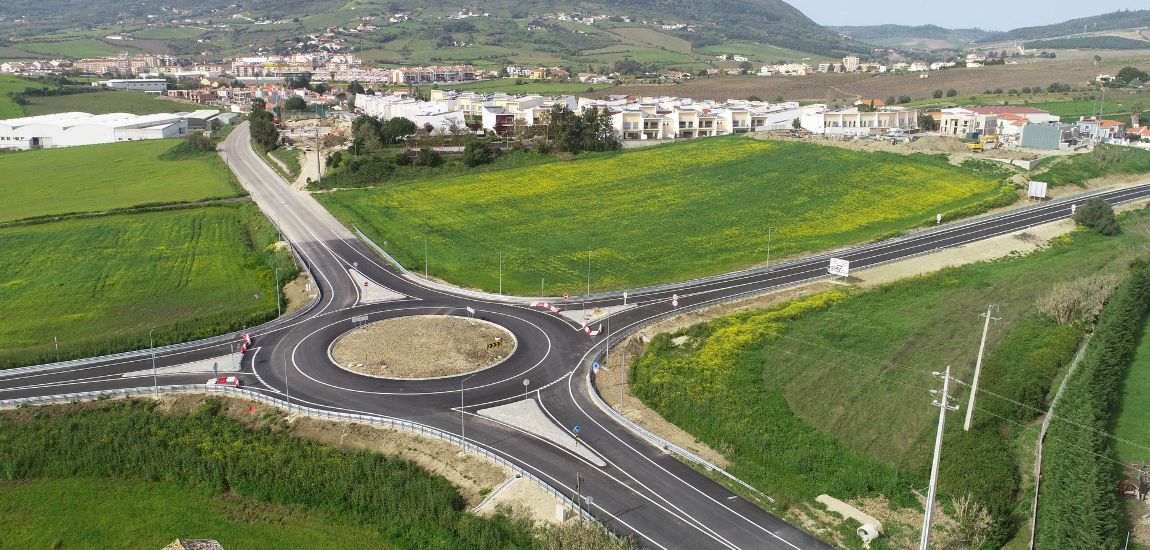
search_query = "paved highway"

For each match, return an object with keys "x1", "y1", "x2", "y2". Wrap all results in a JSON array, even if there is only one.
[{"x1": 3, "y1": 124, "x2": 1150, "y2": 549}]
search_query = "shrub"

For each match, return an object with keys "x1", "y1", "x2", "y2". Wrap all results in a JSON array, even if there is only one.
[
  {"x1": 418, "y1": 147, "x2": 444, "y2": 167},
  {"x1": 1074, "y1": 197, "x2": 1120, "y2": 236},
  {"x1": 463, "y1": 141, "x2": 496, "y2": 167},
  {"x1": 1036, "y1": 273, "x2": 1122, "y2": 324}
]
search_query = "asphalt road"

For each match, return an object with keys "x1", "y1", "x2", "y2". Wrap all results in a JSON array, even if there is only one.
[{"x1": 4, "y1": 124, "x2": 1150, "y2": 549}]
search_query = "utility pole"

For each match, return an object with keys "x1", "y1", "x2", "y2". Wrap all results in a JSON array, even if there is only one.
[
  {"x1": 921, "y1": 366, "x2": 959, "y2": 550},
  {"x1": 964, "y1": 305, "x2": 1000, "y2": 431},
  {"x1": 315, "y1": 125, "x2": 321, "y2": 182}
]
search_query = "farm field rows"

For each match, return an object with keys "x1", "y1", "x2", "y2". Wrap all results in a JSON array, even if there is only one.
[
  {"x1": 318, "y1": 137, "x2": 1010, "y2": 295},
  {"x1": 0, "y1": 478, "x2": 392, "y2": 549},
  {"x1": 0, "y1": 204, "x2": 292, "y2": 368},
  {"x1": 0, "y1": 139, "x2": 242, "y2": 223}
]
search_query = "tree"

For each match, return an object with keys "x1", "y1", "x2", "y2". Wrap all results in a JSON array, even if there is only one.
[
  {"x1": 1073, "y1": 197, "x2": 1120, "y2": 235},
  {"x1": 918, "y1": 112, "x2": 938, "y2": 131},
  {"x1": 462, "y1": 140, "x2": 496, "y2": 167},
  {"x1": 747, "y1": 95, "x2": 762, "y2": 102},
  {"x1": 945, "y1": 89, "x2": 957, "y2": 97},
  {"x1": 791, "y1": 117, "x2": 802, "y2": 130},
  {"x1": 284, "y1": 96, "x2": 307, "y2": 111},
  {"x1": 347, "y1": 80, "x2": 366, "y2": 95},
  {"x1": 249, "y1": 99, "x2": 279, "y2": 152},
  {"x1": 382, "y1": 117, "x2": 418, "y2": 143},
  {"x1": 1117, "y1": 66, "x2": 1150, "y2": 85},
  {"x1": 897, "y1": 95, "x2": 911, "y2": 104},
  {"x1": 932, "y1": 89, "x2": 943, "y2": 99},
  {"x1": 885, "y1": 95, "x2": 896, "y2": 106},
  {"x1": 351, "y1": 115, "x2": 385, "y2": 154}
]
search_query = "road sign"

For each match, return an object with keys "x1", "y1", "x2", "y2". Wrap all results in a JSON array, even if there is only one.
[
  {"x1": 592, "y1": 361, "x2": 600, "y2": 374},
  {"x1": 623, "y1": 291, "x2": 628, "y2": 305},
  {"x1": 828, "y1": 258, "x2": 851, "y2": 277},
  {"x1": 563, "y1": 292, "x2": 569, "y2": 300},
  {"x1": 466, "y1": 306, "x2": 476, "y2": 316},
  {"x1": 351, "y1": 315, "x2": 368, "y2": 324},
  {"x1": 363, "y1": 281, "x2": 369, "y2": 287},
  {"x1": 672, "y1": 293, "x2": 679, "y2": 307},
  {"x1": 573, "y1": 425, "x2": 581, "y2": 434},
  {"x1": 1028, "y1": 181, "x2": 1048, "y2": 199}
]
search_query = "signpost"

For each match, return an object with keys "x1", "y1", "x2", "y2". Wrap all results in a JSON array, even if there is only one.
[
  {"x1": 592, "y1": 361, "x2": 600, "y2": 374},
  {"x1": 671, "y1": 294, "x2": 679, "y2": 307},
  {"x1": 828, "y1": 258, "x2": 851, "y2": 278},
  {"x1": 1028, "y1": 181, "x2": 1049, "y2": 200},
  {"x1": 523, "y1": 378, "x2": 530, "y2": 401},
  {"x1": 351, "y1": 315, "x2": 368, "y2": 329}
]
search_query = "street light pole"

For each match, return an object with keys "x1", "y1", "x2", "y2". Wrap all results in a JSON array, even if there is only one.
[
  {"x1": 285, "y1": 359, "x2": 291, "y2": 413},
  {"x1": 149, "y1": 329, "x2": 158, "y2": 392},
  {"x1": 461, "y1": 372, "x2": 479, "y2": 445},
  {"x1": 54, "y1": 336, "x2": 60, "y2": 363},
  {"x1": 275, "y1": 266, "x2": 282, "y2": 317},
  {"x1": 766, "y1": 226, "x2": 774, "y2": 269}
]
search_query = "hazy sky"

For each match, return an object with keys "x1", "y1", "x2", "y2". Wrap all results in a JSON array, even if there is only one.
[{"x1": 784, "y1": 0, "x2": 1144, "y2": 31}]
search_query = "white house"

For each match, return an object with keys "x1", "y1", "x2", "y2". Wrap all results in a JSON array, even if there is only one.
[{"x1": 801, "y1": 106, "x2": 919, "y2": 136}]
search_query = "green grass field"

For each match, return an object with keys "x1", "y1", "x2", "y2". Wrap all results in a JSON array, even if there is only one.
[
  {"x1": 319, "y1": 137, "x2": 1011, "y2": 295},
  {"x1": 17, "y1": 38, "x2": 141, "y2": 58},
  {"x1": 270, "y1": 147, "x2": 302, "y2": 179},
  {"x1": 21, "y1": 90, "x2": 181, "y2": 117},
  {"x1": 0, "y1": 140, "x2": 241, "y2": 223},
  {"x1": 0, "y1": 478, "x2": 393, "y2": 549},
  {"x1": 0, "y1": 204, "x2": 292, "y2": 368},
  {"x1": 0, "y1": 74, "x2": 38, "y2": 118},
  {"x1": 1113, "y1": 315, "x2": 1150, "y2": 464}
]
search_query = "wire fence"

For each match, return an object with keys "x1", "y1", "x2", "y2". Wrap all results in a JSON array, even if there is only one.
[{"x1": 0, "y1": 384, "x2": 594, "y2": 523}]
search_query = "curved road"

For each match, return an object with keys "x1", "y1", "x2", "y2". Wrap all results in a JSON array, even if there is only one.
[{"x1": 3, "y1": 124, "x2": 1150, "y2": 549}]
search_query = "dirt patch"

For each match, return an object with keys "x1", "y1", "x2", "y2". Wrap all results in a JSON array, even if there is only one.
[
  {"x1": 331, "y1": 315, "x2": 514, "y2": 378},
  {"x1": 474, "y1": 476, "x2": 567, "y2": 525},
  {"x1": 748, "y1": 131, "x2": 1057, "y2": 166},
  {"x1": 592, "y1": 282, "x2": 839, "y2": 470},
  {"x1": 281, "y1": 274, "x2": 315, "y2": 314}
]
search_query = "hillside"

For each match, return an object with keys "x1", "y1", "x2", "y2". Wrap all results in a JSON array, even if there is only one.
[
  {"x1": 832, "y1": 24, "x2": 997, "y2": 50},
  {"x1": 992, "y1": 9, "x2": 1150, "y2": 42},
  {"x1": 0, "y1": 0, "x2": 861, "y2": 63}
]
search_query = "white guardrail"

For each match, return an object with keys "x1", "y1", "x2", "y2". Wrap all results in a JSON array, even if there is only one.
[{"x1": 0, "y1": 384, "x2": 595, "y2": 523}]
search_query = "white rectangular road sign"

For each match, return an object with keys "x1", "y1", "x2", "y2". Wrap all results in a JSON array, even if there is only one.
[
  {"x1": 828, "y1": 258, "x2": 851, "y2": 277},
  {"x1": 351, "y1": 315, "x2": 369, "y2": 324},
  {"x1": 1028, "y1": 181, "x2": 1048, "y2": 199}
]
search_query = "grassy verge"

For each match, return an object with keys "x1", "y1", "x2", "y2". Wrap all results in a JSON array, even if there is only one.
[
  {"x1": 629, "y1": 210, "x2": 1150, "y2": 546},
  {"x1": 0, "y1": 139, "x2": 243, "y2": 223},
  {"x1": 319, "y1": 136, "x2": 1012, "y2": 294},
  {"x1": 1035, "y1": 144, "x2": 1150, "y2": 187},
  {"x1": 1114, "y1": 316, "x2": 1150, "y2": 464},
  {"x1": 0, "y1": 203, "x2": 296, "y2": 368},
  {"x1": 270, "y1": 146, "x2": 302, "y2": 179},
  {"x1": 0, "y1": 74, "x2": 38, "y2": 118},
  {"x1": 0, "y1": 399, "x2": 534, "y2": 549},
  {"x1": 0, "y1": 478, "x2": 394, "y2": 549}
]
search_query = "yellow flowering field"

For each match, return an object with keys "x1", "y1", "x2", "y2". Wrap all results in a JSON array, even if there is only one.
[{"x1": 319, "y1": 137, "x2": 1011, "y2": 294}]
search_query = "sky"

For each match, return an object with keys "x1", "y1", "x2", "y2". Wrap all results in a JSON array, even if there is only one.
[{"x1": 783, "y1": 0, "x2": 1145, "y2": 31}]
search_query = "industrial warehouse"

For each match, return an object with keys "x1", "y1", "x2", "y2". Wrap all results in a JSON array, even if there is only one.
[{"x1": 0, "y1": 111, "x2": 226, "y2": 150}]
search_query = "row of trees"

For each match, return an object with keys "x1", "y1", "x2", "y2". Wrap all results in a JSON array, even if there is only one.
[
  {"x1": 249, "y1": 99, "x2": 278, "y2": 153},
  {"x1": 1037, "y1": 256, "x2": 1150, "y2": 548}
]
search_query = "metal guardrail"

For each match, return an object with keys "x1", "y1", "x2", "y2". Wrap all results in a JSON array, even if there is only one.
[{"x1": 0, "y1": 384, "x2": 594, "y2": 523}]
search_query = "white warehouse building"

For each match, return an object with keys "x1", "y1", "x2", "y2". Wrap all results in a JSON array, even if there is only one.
[{"x1": 0, "y1": 112, "x2": 188, "y2": 150}]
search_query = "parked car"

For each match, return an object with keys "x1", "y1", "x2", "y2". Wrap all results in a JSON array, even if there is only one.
[{"x1": 206, "y1": 376, "x2": 242, "y2": 387}]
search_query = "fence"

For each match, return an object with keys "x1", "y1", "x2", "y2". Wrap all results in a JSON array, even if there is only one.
[{"x1": 0, "y1": 384, "x2": 594, "y2": 523}]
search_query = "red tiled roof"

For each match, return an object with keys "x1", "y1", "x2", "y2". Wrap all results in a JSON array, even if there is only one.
[{"x1": 1099, "y1": 119, "x2": 1124, "y2": 128}]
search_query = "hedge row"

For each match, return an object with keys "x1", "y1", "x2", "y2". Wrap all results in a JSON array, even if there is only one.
[{"x1": 1035, "y1": 257, "x2": 1150, "y2": 548}]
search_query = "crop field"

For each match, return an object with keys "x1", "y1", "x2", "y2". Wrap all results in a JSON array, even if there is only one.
[
  {"x1": 319, "y1": 137, "x2": 1010, "y2": 295},
  {"x1": 0, "y1": 140, "x2": 242, "y2": 223},
  {"x1": 446, "y1": 78, "x2": 615, "y2": 95},
  {"x1": 0, "y1": 478, "x2": 391, "y2": 549},
  {"x1": 17, "y1": 38, "x2": 141, "y2": 58},
  {"x1": 0, "y1": 204, "x2": 293, "y2": 368},
  {"x1": 610, "y1": 56, "x2": 1150, "y2": 102},
  {"x1": 20, "y1": 90, "x2": 181, "y2": 116}
]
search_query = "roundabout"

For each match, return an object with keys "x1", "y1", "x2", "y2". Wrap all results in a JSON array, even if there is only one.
[{"x1": 329, "y1": 315, "x2": 516, "y2": 379}]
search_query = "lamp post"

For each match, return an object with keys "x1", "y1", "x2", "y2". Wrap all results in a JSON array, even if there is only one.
[
  {"x1": 461, "y1": 372, "x2": 479, "y2": 445},
  {"x1": 275, "y1": 266, "x2": 282, "y2": 317},
  {"x1": 149, "y1": 328, "x2": 158, "y2": 392}
]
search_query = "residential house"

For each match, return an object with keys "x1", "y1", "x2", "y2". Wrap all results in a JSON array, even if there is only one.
[{"x1": 939, "y1": 107, "x2": 997, "y2": 137}]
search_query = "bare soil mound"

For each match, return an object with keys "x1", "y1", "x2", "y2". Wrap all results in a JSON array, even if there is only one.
[{"x1": 331, "y1": 315, "x2": 514, "y2": 378}]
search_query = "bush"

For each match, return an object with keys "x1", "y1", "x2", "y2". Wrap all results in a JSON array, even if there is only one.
[
  {"x1": 1074, "y1": 197, "x2": 1120, "y2": 235},
  {"x1": 946, "y1": 89, "x2": 957, "y2": 97},
  {"x1": 463, "y1": 141, "x2": 497, "y2": 167},
  {"x1": 933, "y1": 89, "x2": 944, "y2": 99},
  {"x1": 418, "y1": 147, "x2": 444, "y2": 167}
]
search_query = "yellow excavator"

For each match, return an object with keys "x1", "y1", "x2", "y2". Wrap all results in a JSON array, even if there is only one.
[{"x1": 967, "y1": 135, "x2": 1000, "y2": 152}]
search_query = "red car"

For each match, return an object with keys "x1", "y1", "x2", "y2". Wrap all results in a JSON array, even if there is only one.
[{"x1": 206, "y1": 376, "x2": 242, "y2": 388}]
